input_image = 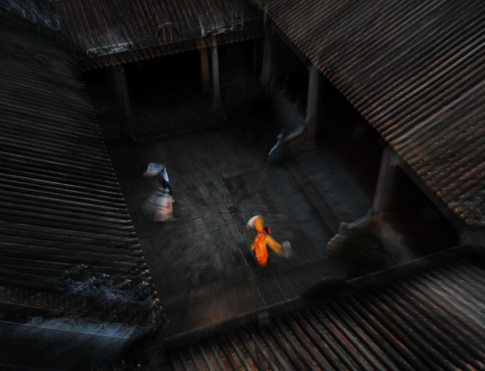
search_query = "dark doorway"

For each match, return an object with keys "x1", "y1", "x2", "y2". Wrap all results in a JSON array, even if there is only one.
[
  {"x1": 269, "y1": 34, "x2": 309, "y2": 116},
  {"x1": 386, "y1": 167, "x2": 460, "y2": 257},
  {"x1": 319, "y1": 81, "x2": 382, "y2": 202}
]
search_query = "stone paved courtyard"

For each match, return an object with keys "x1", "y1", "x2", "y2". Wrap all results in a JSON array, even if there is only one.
[{"x1": 107, "y1": 120, "x2": 370, "y2": 343}]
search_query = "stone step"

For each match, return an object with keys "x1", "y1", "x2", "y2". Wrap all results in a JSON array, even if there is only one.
[
  {"x1": 308, "y1": 149, "x2": 371, "y2": 220},
  {"x1": 296, "y1": 152, "x2": 355, "y2": 223},
  {"x1": 265, "y1": 163, "x2": 333, "y2": 256},
  {"x1": 266, "y1": 146, "x2": 372, "y2": 257},
  {"x1": 285, "y1": 158, "x2": 340, "y2": 235}
]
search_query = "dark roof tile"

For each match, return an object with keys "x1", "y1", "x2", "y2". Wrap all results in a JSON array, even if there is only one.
[
  {"x1": 0, "y1": 17, "x2": 164, "y2": 326},
  {"x1": 50, "y1": 0, "x2": 263, "y2": 69},
  {"x1": 256, "y1": 0, "x2": 485, "y2": 226}
]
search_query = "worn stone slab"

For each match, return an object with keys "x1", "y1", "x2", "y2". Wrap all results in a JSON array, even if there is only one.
[{"x1": 107, "y1": 126, "x2": 352, "y2": 339}]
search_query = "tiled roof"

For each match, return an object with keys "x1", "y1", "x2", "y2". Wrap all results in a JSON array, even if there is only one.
[
  {"x1": 165, "y1": 254, "x2": 485, "y2": 370},
  {"x1": 255, "y1": 0, "x2": 485, "y2": 227},
  {"x1": 0, "y1": 17, "x2": 164, "y2": 326},
  {"x1": 49, "y1": 0, "x2": 263, "y2": 70}
]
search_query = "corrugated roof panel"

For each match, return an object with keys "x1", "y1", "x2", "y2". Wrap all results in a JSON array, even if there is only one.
[
  {"x1": 50, "y1": 0, "x2": 263, "y2": 69},
  {"x1": 0, "y1": 17, "x2": 164, "y2": 325},
  {"x1": 255, "y1": 0, "x2": 485, "y2": 226}
]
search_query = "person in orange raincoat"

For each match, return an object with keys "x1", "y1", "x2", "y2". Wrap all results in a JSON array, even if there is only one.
[{"x1": 247, "y1": 215, "x2": 292, "y2": 267}]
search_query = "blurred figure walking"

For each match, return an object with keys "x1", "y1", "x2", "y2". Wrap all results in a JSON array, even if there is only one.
[
  {"x1": 143, "y1": 163, "x2": 174, "y2": 222},
  {"x1": 247, "y1": 215, "x2": 292, "y2": 267}
]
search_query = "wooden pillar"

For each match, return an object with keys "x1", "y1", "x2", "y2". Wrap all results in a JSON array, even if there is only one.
[
  {"x1": 261, "y1": 37, "x2": 269, "y2": 85},
  {"x1": 112, "y1": 65, "x2": 132, "y2": 120},
  {"x1": 200, "y1": 48, "x2": 210, "y2": 93},
  {"x1": 305, "y1": 65, "x2": 321, "y2": 148},
  {"x1": 261, "y1": 13, "x2": 270, "y2": 86},
  {"x1": 373, "y1": 146, "x2": 396, "y2": 217},
  {"x1": 211, "y1": 45, "x2": 221, "y2": 106},
  {"x1": 252, "y1": 38, "x2": 259, "y2": 79}
]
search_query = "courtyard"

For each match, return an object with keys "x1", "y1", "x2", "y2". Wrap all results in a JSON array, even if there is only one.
[{"x1": 107, "y1": 114, "x2": 371, "y2": 344}]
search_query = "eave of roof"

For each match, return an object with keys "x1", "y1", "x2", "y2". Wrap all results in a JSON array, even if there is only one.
[
  {"x1": 165, "y1": 247, "x2": 485, "y2": 370},
  {"x1": 49, "y1": 0, "x2": 263, "y2": 70}
]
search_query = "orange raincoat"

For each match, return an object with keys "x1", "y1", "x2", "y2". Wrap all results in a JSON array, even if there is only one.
[{"x1": 247, "y1": 215, "x2": 288, "y2": 267}]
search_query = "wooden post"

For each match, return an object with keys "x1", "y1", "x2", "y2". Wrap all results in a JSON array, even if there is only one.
[
  {"x1": 112, "y1": 65, "x2": 132, "y2": 120},
  {"x1": 373, "y1": 146, "x2": 396, "y2": 217},
  {"x1": 200, "y1": 48, "x2": 210, "y2": 92},
  {"x1": 305, "y1": 65, "x2": 320, "y2": 148},
  {"x1": 261, "y1": 13, "x2": 270, "y2": 86},
  {"x1": 252, "y1": 38, "x2": 259, "y2": 79},
  {"x1": 211, "y1": 45, "x2": 221, "y2": 106}
]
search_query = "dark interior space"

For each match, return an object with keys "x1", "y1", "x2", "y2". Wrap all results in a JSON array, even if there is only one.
[
  {"x1": 386, "y1": 167, "x2": 460, "y2": 257},
  {"x1": 318, "y1": 81, "x2": 382, "y2": 202},
  {"x1": 219, "y1": 41, "x2": 253, "y2": 77},
  {"x1": 219, "y1": 39, "x2": 266, "y2": 115},
  {"x1": 82, "y1": 67, "x2": 117, "y2": 116},
  {"x1": 125, "y1": 51, "x2": 202, "y2": 108},
  {"x1": 269, "y1": 35, "x2": 308, "y2": 116}
]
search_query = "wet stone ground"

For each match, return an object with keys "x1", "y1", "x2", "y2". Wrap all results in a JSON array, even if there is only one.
[{"x1": 106, "y1": 123, "x2": 366, "y2": 340}]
